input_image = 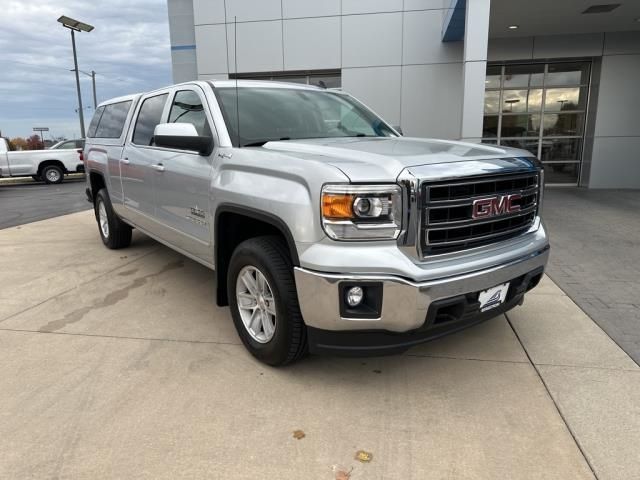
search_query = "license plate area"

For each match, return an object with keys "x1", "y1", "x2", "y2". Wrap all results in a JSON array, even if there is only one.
[{"x1": 478, "y1": 282, "x2": 510, "y2": 312}]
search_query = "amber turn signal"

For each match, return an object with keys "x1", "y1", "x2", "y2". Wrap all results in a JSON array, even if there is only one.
[{"x1": 322, "y1": 193, "x2": 354, "y2": 219}]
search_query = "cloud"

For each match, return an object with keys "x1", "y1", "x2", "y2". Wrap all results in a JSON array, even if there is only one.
[{"x1": 0, "y1": 0, "x2": 172, "y2": 139}]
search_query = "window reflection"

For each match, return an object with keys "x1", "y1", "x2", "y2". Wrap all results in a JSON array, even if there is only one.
[
  {"x1": 504, "y1": 64, "x2": 544, "y2": 88},
  {"x1": 484, "y1": 91, "x2": 500, "y2": 113},
  {"x1": 482, "y1": 115, "x2": 498, "y2": 137},
  {"x1": 501, "y1": 89, "x2": 542, "y2": 112},
  {"x1": 543, "y1": 113, "x2": 583, "y2": 136},
  {"x1": 501, "y1": 114, "x2": 541, "y2": 137},
  {"x1": 501, "y1": 139, "x2": 539, "y2": 157},
  {"x1": 544, "y1": 87, "x2": 585, "y2": 111},
  {"x1": 485, "y1": 66, "x2": 501, "y2": 89},
  {"x1": 543, "y1": 163, "x2": 580, "y2": 184},
  {"x1": 483, "y1": 62, "x2": 589, "y2": 185},
  {"x1": 540, "y1": 139, "x2": 582, "y2": 161},
  {"x1": 546, "y1": 63, "x2": 589, "y2": 86}
]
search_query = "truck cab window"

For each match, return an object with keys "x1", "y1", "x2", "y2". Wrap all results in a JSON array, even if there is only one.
[
  {"x1": 95, "y1": 101, "x2": 132, "y2": 139},
  {"x1": 87, "y1": 106, "x2": 105, "y2": 138},
  {"x1": 132, "y1": 94, "x2": 169, "y2": 146},
  {"x1": 168, "y1": 90, "x2": 212, "y2": 137}
]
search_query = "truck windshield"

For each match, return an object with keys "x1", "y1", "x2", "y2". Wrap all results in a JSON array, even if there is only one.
[{"x1": 216, "y1": 87, "x2": 396, "y2": 147}]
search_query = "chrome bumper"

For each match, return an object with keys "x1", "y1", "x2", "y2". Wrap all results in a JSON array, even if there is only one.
[{"x1": 294, "y1": 244, "x2": 549, "y2": 333}]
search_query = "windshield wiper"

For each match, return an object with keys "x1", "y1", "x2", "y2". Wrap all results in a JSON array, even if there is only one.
[{"x1": 242, "y1": 137, "x2": 291, "y2": 147}]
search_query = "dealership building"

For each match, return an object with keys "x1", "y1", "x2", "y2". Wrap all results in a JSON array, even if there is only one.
[{"x1": 167, "y1": 0, "x2": 640, "y2": 187}]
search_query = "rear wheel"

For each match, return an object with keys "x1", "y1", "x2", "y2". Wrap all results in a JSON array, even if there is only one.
[
  {"x1": 227, "y1": 236, "x2": 307, "y2": 366},
  {"x1": 42, "y1": 165, "x2": 64, "y2": 184},
  {"x1": 95, "y1": 189, "x2": 132, "y2": 249}
]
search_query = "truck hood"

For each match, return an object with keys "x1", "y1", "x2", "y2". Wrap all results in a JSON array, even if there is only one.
[{"x1": 262, "y1": 137, "x2": 532, "y2": 182}]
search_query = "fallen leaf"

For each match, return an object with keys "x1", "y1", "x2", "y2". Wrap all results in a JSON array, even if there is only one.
[
  {"x1": 355, "y1": 450, "x2": 373, "y2": 463},
  {"x1": 334, "y1": 466, "x2": 353, "y2": 479},
  {"x1": 292, "y1": 429, "x2": 305, "y2": 440}
]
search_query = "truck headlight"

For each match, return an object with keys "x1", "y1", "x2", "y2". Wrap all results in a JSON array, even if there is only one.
[{"x1": 321, "y1": 184, "x2": 402, "y2": 240}]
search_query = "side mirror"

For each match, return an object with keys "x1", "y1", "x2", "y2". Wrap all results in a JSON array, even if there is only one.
[
  {"x1": 153, "y1": 123, "x2": 214, "y2": 156},
  {"x1": 393, "y1": 125, "x2": 403, "y2": 136}
]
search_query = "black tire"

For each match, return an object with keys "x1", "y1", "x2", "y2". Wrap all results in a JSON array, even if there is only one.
[
  {"x1": 31, "y1": 175, "x2": 42, "y2": 182},
  {"x1": 95, "y1": 188, "x2": 132, "y2": 249},
  {"x1": 41, "y1": 165, "x2": 64, "y2": 184},
  {"x1": 227, "y1": 236, "x2": 307, "y2": 366}
]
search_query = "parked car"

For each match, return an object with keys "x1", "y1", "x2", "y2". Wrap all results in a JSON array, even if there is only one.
[
  {"x1": 49, "y1": 139, "x2": 85, "y2": 150},
  {"x1": 84, "y1": 81, "x2": 549, "y2": 365},
  {"x1": 0, "y1": 137, "x2": 84, "y2": 184}
]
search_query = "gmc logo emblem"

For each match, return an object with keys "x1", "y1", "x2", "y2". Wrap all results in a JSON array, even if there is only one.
[{"x1": 472, "y1": 194, "x2": 522, "y2": 219}]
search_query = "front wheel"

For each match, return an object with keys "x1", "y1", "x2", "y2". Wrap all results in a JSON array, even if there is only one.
[
  {"x1": 227, "y1": 236, "x2": 307, "y2": 366},
  {"x1": 95, "y1": 189, "x2": 132, "y2": 249}
]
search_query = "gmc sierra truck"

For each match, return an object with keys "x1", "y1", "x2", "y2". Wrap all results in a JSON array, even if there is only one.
[
  {"x1": 84, "y1": 81, "x2": 549, "y2": 366},
  {"x1": 0, "y1": 137, "x2": 84, "y2": 184}
]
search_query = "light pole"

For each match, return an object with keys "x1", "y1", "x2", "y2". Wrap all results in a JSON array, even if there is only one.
[
  {"x1": 72, "y1": 69, "x2": 98, "y2": 109},
  {"x1": 57, "y1": 15, "x2": 94, "y2": 139}
]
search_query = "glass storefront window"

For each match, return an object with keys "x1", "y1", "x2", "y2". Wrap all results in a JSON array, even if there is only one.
[
  {"x1": 501, "y1": 139, "x2": 539, "y2": 157},
  {"x1": 482, "y1": 62, "x2": 590, "y2": 185},
  {"x1": 504, "y1": 64, "x2": 544, "y2": 88},
  {"x1": 543, "y1": 113, "x2": 584, "y2": 136},
  {"x1": 501, "y1": 89, "x2": 542, "y2": 112},
  {"x1": 500, "y1": 114, "x2": 541, "y2": 137},
  {"x1": 484, "y1": 91, "x2": 500, "y2": 113},
  {"x1": 544, "y1": 87, "x2": 586, "y2": 111},
  {"x1": 540, "y1": 138, "x2": 582, "y2": 162},
  {"x1": 485, "y1": 66, "x2": 501, "y2": 89},
  {"x1": 543, "y1": 163, "x2": 580, "y2": 184},
  {"x1": 482, "y1": 115, "x2": 499, "y2": 137},
  {"x1": 546, "y1": 62, "x2": 590, "y2": 86}
]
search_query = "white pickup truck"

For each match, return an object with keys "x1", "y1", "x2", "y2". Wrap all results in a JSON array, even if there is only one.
[{"x1": 0, "y1": 137, "x2": 84, "y2": 184}]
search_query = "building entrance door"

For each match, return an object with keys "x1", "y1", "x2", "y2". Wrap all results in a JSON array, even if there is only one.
[{"x1": 482, "y1": 61, "x2": 590, "y2": 185}]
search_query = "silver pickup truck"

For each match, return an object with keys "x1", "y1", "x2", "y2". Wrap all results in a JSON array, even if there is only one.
[
  {"x1": 84, "y1": 80, "x2": 549, "y2": 365},
  {"x1": 0, "y1": 137, "x2": 84, "y2": 183}
]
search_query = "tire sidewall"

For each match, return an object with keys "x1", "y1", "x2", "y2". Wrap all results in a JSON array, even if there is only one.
[
  {"x1": 42, "y1": 165, "x2": 63, "y2": 184},
  {"x1": 228, "y1": 244, "x2": 295, "y2": 365},
  {"x1": 95, "y1": 191, "x2": 114, "y2": 247}
]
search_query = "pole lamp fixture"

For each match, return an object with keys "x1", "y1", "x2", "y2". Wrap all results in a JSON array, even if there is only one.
[{"x1": 57, "y1": 15, "x2": 94, "y2": 139}]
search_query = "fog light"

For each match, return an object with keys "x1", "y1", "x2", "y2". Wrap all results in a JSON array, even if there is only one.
[{"x1": 346, "y1": 286, "x2": 364, "y2": 307}]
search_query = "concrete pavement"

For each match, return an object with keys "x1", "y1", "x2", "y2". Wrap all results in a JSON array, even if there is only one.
[
  {"x1": 543, "y1": 188, "x2": 640, "y2": 365},
  {"x1": 0, "y1": 211, "x2": 638, "y2": 479}
]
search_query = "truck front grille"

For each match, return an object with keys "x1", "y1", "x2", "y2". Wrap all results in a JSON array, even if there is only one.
[{"x1": 421, "y1": 172, "x2": 539, "y2": 255}]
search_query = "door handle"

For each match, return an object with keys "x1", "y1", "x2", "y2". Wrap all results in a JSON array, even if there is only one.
[
  {"x1": 120, "y1": 158, "x2": 130, "y2": 165},
  {"x1": 151, "y1": 163, "x2": 165, "y2": 172}
]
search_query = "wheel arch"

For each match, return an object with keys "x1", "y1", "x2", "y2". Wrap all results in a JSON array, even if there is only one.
[
  {"x1": 37, "y1": 159, "x2": 67, "y2": 176},
  {"x1": 214, "y1": 204, "x2": 300, "y2": 306}
]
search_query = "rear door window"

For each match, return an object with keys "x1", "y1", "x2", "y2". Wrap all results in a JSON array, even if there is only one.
[
  {"x1": 132, "y1": 94, "x2": 169, "y2": 146},
  {"x1": 87, "y1": 106, "x2": 105, "y2": 138},
  {"x1": 95, "y1": 101, "x2": 133, "y2": 138}
]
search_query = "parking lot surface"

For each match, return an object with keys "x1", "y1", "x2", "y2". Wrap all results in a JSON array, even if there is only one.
[
  {"x1": 0, "y1": 211, "x2": 638, "y2": 479},
  {"x1": 0, "y1": 176, "x2": 89, "y2": 230}
]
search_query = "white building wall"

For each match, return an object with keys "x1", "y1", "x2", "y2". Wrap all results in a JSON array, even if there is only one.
[
  {"x1": 488, "y1": 31, "x2": 640, "y2": 188},
  {"x1": 186, "y1": 0, "x2": 467, "y2": 139},
  {"x1": 167, "y1": 0, "x2": 198, "y2": 83}
]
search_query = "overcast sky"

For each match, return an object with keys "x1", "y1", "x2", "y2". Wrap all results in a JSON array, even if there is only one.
[{"x1": 0, "y1": 0, "x2": 172, "y2": 140}]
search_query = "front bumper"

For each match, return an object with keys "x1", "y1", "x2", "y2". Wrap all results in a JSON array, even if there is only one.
[{"x1": 294, "y1": 243, "x2": 549, "y2": 355}]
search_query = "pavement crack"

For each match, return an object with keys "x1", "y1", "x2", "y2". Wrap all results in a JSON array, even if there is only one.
[
  {"x1": 38, "y1": 259, "x2": 185, "y2": 333},
  {"x1": 0, "y1": 327, "x2": 242, "y2": 347},
  {"x1": 505, "y1": 311, "x2": 601, "y2": 480}
]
